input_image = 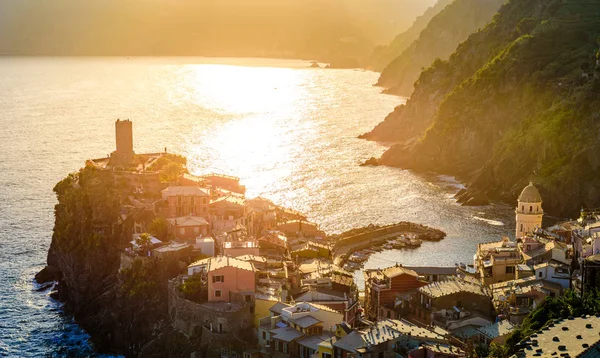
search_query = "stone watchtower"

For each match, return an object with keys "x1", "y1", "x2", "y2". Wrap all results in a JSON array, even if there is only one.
[
  {"x1": 110, "y1": 119, "x2": 134, "y2": 166},
  {"x1": 515, "y1": 182, "x2": 543, "y2": 239}
]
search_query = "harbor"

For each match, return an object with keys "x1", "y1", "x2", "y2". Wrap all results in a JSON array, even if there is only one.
[{"x1": 330, "y1": 222, "x2": 446, "y2": 272}]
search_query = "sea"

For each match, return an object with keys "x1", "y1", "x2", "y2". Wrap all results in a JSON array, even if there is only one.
[{"x1": 0, "y1": 57, "x2": 513, "y2": 357}]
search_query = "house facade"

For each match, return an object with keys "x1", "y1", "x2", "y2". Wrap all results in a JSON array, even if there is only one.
[
  {"x1": 162, "y1": 186, "x2": 210, "y2": 218},
  {"x1": 364, "y1": 265, "x2": 427, "y2": 321},
  {"x1": 206, "y1": 256, "x2": 256, "y2": 302}
]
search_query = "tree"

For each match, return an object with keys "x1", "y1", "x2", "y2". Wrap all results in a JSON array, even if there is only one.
[
  {"x1": 149, "y1": 217, "x2": 170, "y2": 242},
  {"x1": 160, "y1": 162, "x2": 183, "y2": 183},
  {"x1": 135, "y1": 233, "x2": 152, "y2": 256}
]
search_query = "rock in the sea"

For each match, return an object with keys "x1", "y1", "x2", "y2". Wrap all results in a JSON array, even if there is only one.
[
  {"x1": 35, "y1": 266, "x2": 61, "y2": 284},
  {"x1": 360, "y1": 157, "x2": 380, "y2": 166}
]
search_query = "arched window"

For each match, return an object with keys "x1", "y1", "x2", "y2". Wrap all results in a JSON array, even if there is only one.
[
  {"x1": 520, "y1": 224, "x2": 523, "y2": 232},
  {"x1": 529, "y1": 206, "x2": 533, "y2": 212}
]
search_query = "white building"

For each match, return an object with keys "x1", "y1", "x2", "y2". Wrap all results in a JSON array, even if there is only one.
[
  {"x1": 515, "y1": 182, "x2": 543, "y2": 239},
  {"x1": 194, "y1": 236, "x2": 215, "y2": 257}
]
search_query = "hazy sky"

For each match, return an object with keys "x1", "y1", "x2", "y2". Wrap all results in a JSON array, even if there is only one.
[{"x1": 0, "y1": 0, "x2": 436, "y2": 56}]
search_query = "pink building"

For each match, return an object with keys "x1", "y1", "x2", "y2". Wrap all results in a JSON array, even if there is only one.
[
  {"x1": 207, "y1": 256, "x2": 256, "y2": 302},
  {"x1": 162, "y1": 186, "x2": 210, "y2": 219}
]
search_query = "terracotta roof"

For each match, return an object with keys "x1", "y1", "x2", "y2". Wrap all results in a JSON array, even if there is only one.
[
  {"x1": 167, "y1": 216, "x2": 209, "y2": 227},
  {"x1": 291, "y1": 315, "x2": 322, "y2": 328},
  {"x1": 477, "y1": 320, "x2": 515, "y2": 339},
  {"x1": 270, "y1": 302, "x2": 292, "y2": 315},
  {"x1": 161, "y1": 186, "x2": 210, "y2": 199},
  {"x1": 270, "y1": 326, "x2": 304, "y2": 342},
  {"x1": 210, "y1": 194, "x2": 245, "y2": 207},
  {"x1": 419, "y1": 278, "x2": 490, "y2": 299},
  {"x1": 204, "y1": 256, "x2": 255, "y2": 273},
  {"x1": 402, "y1": 266, "x2": 457, "y2": 276}
]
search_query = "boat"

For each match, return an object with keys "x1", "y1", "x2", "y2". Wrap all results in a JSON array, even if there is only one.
[{"x1": 409, "y1": 238, "x2": 422, "y2": 247}]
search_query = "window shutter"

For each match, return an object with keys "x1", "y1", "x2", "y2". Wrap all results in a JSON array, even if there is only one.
[{"x1": 212, "y1": 276, "x2": 216, "y2": 283}]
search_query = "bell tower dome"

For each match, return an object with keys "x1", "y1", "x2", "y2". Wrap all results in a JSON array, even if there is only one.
[{"x1": 515, "y1": 182, "x2": 543, "y2": 238}]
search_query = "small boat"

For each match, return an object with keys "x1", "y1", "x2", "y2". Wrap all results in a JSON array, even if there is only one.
[{"x1": 409, "y1": 238, "x2": 422, "y2": 247}]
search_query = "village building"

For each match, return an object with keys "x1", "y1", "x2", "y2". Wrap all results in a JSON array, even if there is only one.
[
  {"x1": 223, "y1": 240, "x2": 261, "y2": 257},
  {"x1": 292, "y1": 286, "x2": 359, "y2": 327},
  {"x1": 210, "y1": 194, "x2": 247, "y2": 232},
  {"x1": 402, "y1": 266, "x2": 458, "y2": 283},
  {"x1": 193, "y1": 236, "x2": 215, "y2": 257},
  {"x1": 475, "y1": 320, "x2": 514, "y2": 346},
  {"x1": 519, "y1": 239, "x2": 571, "y2": 266},
  {"x1": 515, "y1": 182, "x2": 544, "y2": 239},
  {"x1": 364, "y1": 265, "x2": 428, "y2": 321},
  {"x1": 202, "y1": 173, "x2": 246, "y2": 194},
  {"x1": 152, "y1": 242, "x2": 192, "y2": 261},
  {"x1": 582, "y1": 254, "x2": 600, "y2": 295},
  {"x1": 490, "y1": 278, "x2": 561, "y2": 324},
  {"x1": 408, "y1": 278, "x2": 493, "y2": 330},
  {"x1": 277, "y1": 220, "x2": 324, "y2": 238},
  {"x1": 333, "y1": 319, "x2": 458, "y2": 358},
  {"x1": 258, "y1": 302, "x2": 344, "y2": 358},
  {"x1": 475, "y1": 238, "x2": 520, "y2": 286},
  {"x1": 167, "y1": 215, "x2": 210, "y2": 241},
  {"x1": 246, "y1": 197, "x2": 278, "y2": 235},
  {"x1": 291, "y1": 242, "x2": 332, "y2": 260},
  {"x1": 198, "y1": 256, "x2": 257, "y2": 302},
  {"x1": 161, "y1": 186, "x2": 210, "y2": 219}
]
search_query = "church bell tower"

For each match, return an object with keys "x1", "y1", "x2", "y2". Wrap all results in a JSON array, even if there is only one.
[{"x1": 515, "y1": 182, "x2": 543, "y2": 238}]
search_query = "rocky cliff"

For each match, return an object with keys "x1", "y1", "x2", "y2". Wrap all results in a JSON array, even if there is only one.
[
  {"x1": 376, "y1": 0, "x2": 505, "y2": 96},
  {"x1": 363, "y1": 0, "x2": 600, "y2": 217},
  {"x1": 366, "y1": 0, "x2": 452, "y2": 72},
  {"x1": 38, "y1": 166, "x2": 188, "y2": 356}
]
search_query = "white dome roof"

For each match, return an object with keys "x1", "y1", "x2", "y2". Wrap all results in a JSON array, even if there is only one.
[{"x1": 518, "y1": 182, "x2": 542, "y2": 203}]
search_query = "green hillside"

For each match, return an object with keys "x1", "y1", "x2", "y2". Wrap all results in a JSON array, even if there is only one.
[
  {"x1": 376, "y1": 0, "x2": 505, "y2": 96},
  {"x1": 366, "y1": 0, "x2": 452, "y2": 72},
  {"x1": 364, "y1": 0, "x2": 600, "y2": 216}
]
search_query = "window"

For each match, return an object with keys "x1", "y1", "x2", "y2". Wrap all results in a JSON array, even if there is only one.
[
  {"x1": 262, "y1": 331, "x2": 267, "y2": 340},
  {"x1": 180, "y1": 228, "x2": 185, "y2": 235},
  {"x1": 218, "y1": 323, "x2": 223, "y2": 333},
  {"x1": 178, "y1": 196, "x2": 182, "y2": 204},
  {"x1": 506, "y1": 266, "x2": 515, "y2": 274},
  {"x1": 191, "y1": 196, "x2": 194, "y2": 206},
  {"x1": 194, "y1": 227, "x2": 199, "y2": 234},
  {"x1": 522, "y1": 205, "x2": 524, "y2": 212},
  {"x1": 530, "y1": 206, "x2": 533, "y2": 212},
  {"x1": 538, "y1": 271, "x2": 543, "y2": 278},
  {"x1": 520, "y1": 224, "x2": 523, "y2": 232},
  {"x1": 323, "y1": 353, "x2": 332, "y2": 358},
  {"x1": 283, "y1": 343, "x2": 288, "y2": 354},
  {"x1": 212, "y1": 275, "x2": 224, "y2": 283},
  {"x1": 215, "y1": 290, "x2": 222, "y2": 298},
  {"x1": 378, "y1": 352, "x2": 384, "y2": 358},
  {"x1": 387, "y1": 311, "x2": 391, "y2": 319},
  {"x1": 203, "y1": 198, "x2": 207, "y2": 204}
]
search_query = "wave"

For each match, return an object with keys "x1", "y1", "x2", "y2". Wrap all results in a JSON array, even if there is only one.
[{"x1": 473, "y1": 216, "x2": 505, "y2": 226}]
